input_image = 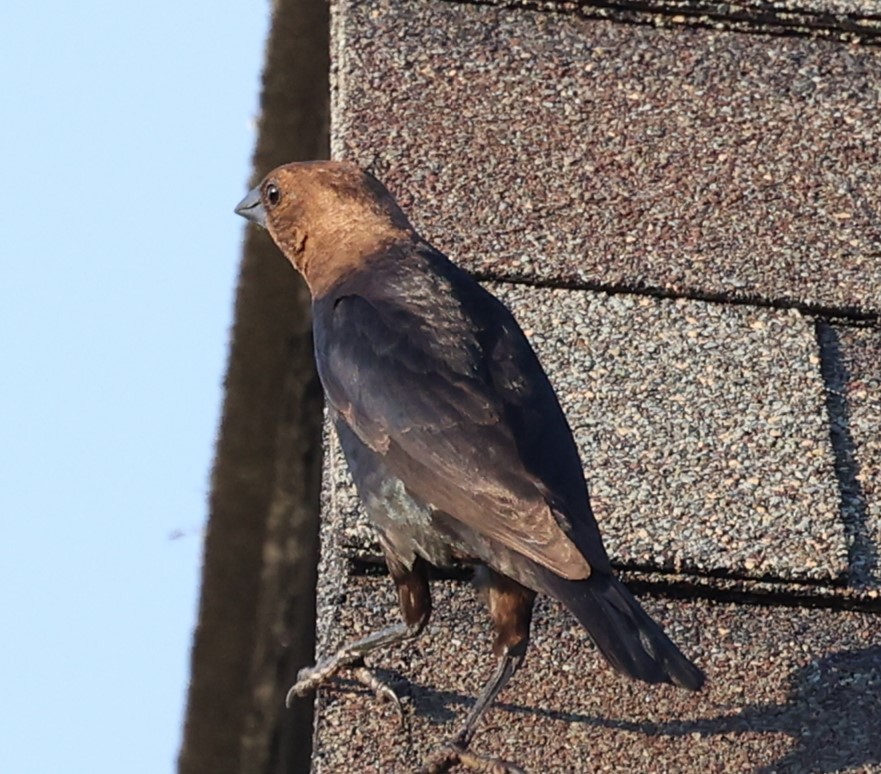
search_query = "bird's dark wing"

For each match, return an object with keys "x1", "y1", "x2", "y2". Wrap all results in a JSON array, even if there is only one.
[{"x1": 314, "y1": 255, "x2": 609, "y2": 580}]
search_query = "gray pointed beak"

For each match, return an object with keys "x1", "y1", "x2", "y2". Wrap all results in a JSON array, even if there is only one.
[{"x1": 235, "y1": 187, "x2": 267, "y2": 228}]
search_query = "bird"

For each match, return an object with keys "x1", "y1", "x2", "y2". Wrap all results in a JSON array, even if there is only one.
[{"x1": 235, "y1": 160, "x2": 705, "y2": 772}]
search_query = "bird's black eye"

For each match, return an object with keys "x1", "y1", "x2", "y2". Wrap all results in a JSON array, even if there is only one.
[{"x1": 264, "y1": 182, "x2": 281, "y2": 207}]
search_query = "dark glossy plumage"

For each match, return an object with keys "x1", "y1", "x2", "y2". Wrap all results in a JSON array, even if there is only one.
[
  {"x1": 313, "y1": 242, "x2": 608, "y2": 579},
  {"x1": 314, "y1": 239, "x2": 703, "y2": 691}
]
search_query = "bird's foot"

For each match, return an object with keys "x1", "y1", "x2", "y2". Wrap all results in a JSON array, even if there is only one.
[
  {"x1": 286, "y1": 654, "x2": 356, "y2": 704},
  {"x1": 286, "y1": 655, "x2": 405, "y2": 718},
  {"x1": 418, "y1": 741, "x2": 525, "y2": 774}
]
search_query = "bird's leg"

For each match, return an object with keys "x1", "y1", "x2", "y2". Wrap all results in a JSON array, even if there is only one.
[
  {"x1": 287, "y1": 553, "x2": 431, "y2": 710},
  {"x1": 420, "y1": 570, "x2": 536, "y2": 774}
]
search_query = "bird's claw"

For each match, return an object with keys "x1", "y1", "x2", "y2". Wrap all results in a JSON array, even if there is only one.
[
  {"x1": 352, "y1": 665, "x2": 406, "y2": 722},
  {"x1": 285, "y1": 656, "x2": 345, "y2": 706},
  {"x1": 419, "y1": 742, "x2": 525, "y2": 774},
  {"x1": 285, "y1": 655, "x2": 407, "y2": 724}
]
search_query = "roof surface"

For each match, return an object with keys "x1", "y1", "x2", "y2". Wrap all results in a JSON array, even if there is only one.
[
  {"x1": 311, "y1": 575, "x2": 880, "y2": 772},
  {"x1": 310, "y1": 0, "x2": 881, "y2": 769}
]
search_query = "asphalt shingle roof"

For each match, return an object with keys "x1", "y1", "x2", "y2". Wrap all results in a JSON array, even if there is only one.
[
  {"x1": 310, "y1": 575, "x2": 881, "y2": 772},
  {"x1": 307, "y1": 0, "x2": 881, "y2": 769},
  {"x1": 333, "y1": 0, "x2": 881, "y2": 314}
]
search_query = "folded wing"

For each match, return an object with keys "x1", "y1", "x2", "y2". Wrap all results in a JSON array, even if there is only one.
[{"x1": 314, "y1": 252, "x2": 610, "y2": 580}]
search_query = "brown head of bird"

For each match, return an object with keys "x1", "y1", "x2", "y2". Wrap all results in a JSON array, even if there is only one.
[{"x1": 235, "y1": 160, "x2": 415, "y2": 296}]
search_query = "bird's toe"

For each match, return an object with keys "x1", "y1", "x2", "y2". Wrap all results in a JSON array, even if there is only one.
[
  {"x1": 351, "y1": 665, "x2": 408, "y2": 723},
  {"x1": 286, "y1": 656, "x2": 345, "y2": 705}
]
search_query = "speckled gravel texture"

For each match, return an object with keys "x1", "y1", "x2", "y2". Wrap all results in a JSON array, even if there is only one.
[
  {"x1": 323, "y1": 284, "x2": 846, "y2": 582},
  {"x1": 833, "y1": 325, "x2": 881, "y2": 589},
  {"x1": 314, "y1": 1, "x2": 881, "y2": 770},
  {"x1": 310, "y1": 574, "x2": 881, "y2": 773},
  {"x1": 477, "y1": 0, "x2": 881, "y2": 25},
  {"x1": 751, "y1": 0, "x2": 881, "y2": 13},
  {"x1": 332, "y1": 0, "x2": 881, "y2": 314},
  {"x1": 644, "y1": 0, "x2": 881, "y2": 13}
]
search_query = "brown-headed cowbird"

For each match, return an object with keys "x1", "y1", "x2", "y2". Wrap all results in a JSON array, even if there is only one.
[{"x1": 235, "y1": 161, "x2": 704, "y2": 772}]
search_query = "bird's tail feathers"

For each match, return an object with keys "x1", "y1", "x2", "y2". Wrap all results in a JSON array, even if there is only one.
[{"x1": 547, "y1": 572, "x2": 705, "y2": 691}]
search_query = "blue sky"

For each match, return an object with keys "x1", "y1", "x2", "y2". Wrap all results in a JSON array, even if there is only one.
[{"x1": 1, "y1": 4, "x2": 270, "y2": 772}]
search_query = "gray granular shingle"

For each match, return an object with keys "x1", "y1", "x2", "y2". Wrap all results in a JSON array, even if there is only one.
[
  {"x1": 497, "y1": 285, "x2": 845, "y2": 581},
  {"x1": 311, "y1": 574, "x2": 881, "y2": 773},
  {"x1": 717, "y1": 0, "x2": 881, "y2": 13},
  {"x1": 332, "y1": 0, "x2": 881, "y2": 313},
  {"x1": 322, "y1": 284, "x2": 846, "y2": 583},
  {"x1": 835, "y1": 325, "x2": 881, "y2": 589},
  {"x1": 481, "y1": 0, "x2": 881, "y2": 25}
]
